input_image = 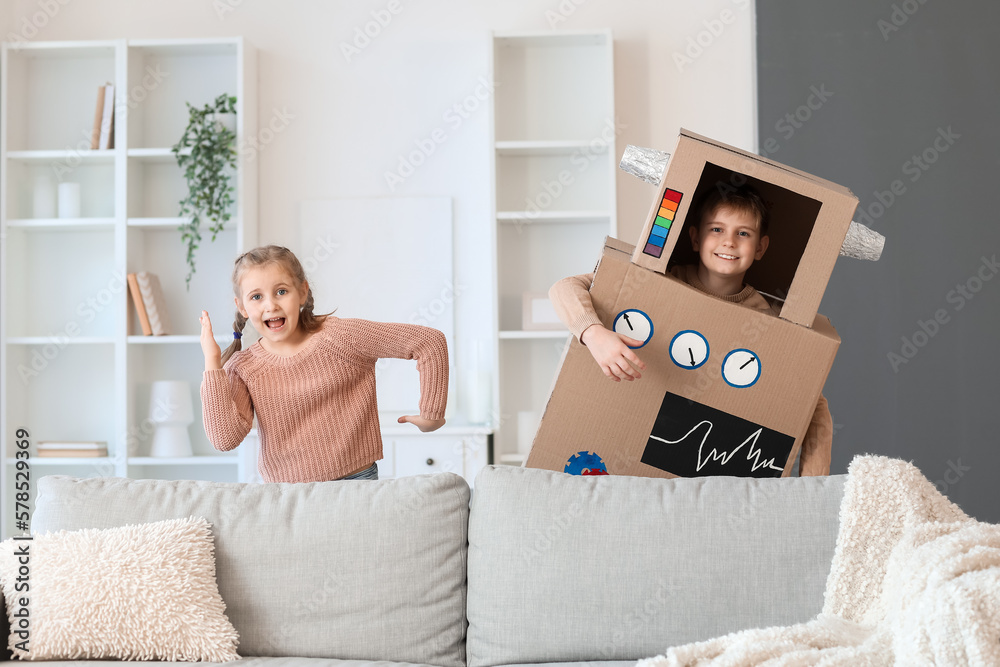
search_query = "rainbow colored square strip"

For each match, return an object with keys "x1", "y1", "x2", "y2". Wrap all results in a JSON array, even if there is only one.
[{"x1": 643, "y1": 188, "x2": 683, "y2": 258}]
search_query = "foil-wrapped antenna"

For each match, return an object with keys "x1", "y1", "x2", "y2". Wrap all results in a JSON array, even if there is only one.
[
  {"x1": 618, "y1": 144, "x2": 885, "y2": 261},
  {"x1": 619, "y1": 144, "x2": 670, "y2": 186},
  {"x1": 840, "y1": 221, "x2": 885, "y2": 262}
]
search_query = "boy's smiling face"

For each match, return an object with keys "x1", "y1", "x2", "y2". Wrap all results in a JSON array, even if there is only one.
[{"x1": 689, "y1": 205, "x2": 770, "y2": 289}]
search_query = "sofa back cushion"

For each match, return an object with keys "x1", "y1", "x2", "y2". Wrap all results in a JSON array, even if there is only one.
[
  {"x1": 0, "y1": 590, "x2": 9, "y2": 660},
  {"x1": 466, "y1": 466, "x2": 845, "y2": 667},
  {"x1": 33, "y1": 473, "x2": 470, "y2": 667}
]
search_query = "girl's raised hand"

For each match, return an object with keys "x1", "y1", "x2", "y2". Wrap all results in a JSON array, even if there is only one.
[
  {"x1": 397, "y1": 415, "x2": 446, "y2": 432},
  {"x1": 200, "y1": 310, "x2": 223, "y2": 371}
]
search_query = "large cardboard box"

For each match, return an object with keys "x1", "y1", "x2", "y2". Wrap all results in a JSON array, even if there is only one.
[{"x1": 525, "y1": 129, "x2": 859, "y2": 478}]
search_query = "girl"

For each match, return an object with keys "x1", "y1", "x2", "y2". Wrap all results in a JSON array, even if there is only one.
[{"x1": 199, "y1": 245, "x2": 448, "y2": 482}]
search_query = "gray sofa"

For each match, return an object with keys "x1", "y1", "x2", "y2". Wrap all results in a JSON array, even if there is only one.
[{"x1": 2, "y1": 466, "x2": 846, "y2": 665}]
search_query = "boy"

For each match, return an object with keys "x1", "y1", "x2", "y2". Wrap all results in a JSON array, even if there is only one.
[{"x1": 549, "y1": 185, "x2": 833, "y2": 476}]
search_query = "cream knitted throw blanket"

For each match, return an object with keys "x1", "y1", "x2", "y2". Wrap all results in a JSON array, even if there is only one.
[{"x1": 639, "y1": 455, "x2": 1000, "y2": 666}]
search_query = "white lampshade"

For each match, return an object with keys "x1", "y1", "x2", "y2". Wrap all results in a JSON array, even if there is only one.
[{"x1": 148, "y1": 380, "x2": 194, "y2": 457}]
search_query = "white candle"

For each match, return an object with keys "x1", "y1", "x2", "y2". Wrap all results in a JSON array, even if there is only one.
[{"x1": 57, "y1": 182, "x2": 81, "y2": 219}]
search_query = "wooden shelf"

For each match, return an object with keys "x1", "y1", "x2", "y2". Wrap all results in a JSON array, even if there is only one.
[
  {"x1": 6, "y1": 337, "x2": 115, "y2": 345},
  {"x1": 127, "y1": 147, "x2": 189, "y2": 163},
  {"x1": 6, "y1": 149, "x2": 116, "y2": 163},
  {"x1": 7, "y1": 456, "x2": 239, "y2": 466},
  {"x1": 127, "y1": 335, "x2": 231, "y2": 344},
  {"x1": 128, "y1": 38, "x2": 239, "y2": 56},
  {"x1": 495, "y1": 140, "x2": 609, "y2": 156},
  {"x1": 128, "y1": 456, "x2": 238, "y2": 466},
  {"x1": 499, "y1": 330, "x2": 570, "y2": 340},
  {"x1": 6, "y1": 218, "x2": 116, "y2": 231},
  {"x1": 497, "y1": 210, "x2": 612, "y2": 225},
  {"x1": 493, "y1": 30, "x2": 609, "y2": 48},
  {"x1": 8, "y1": 457, "x2": 113, "y2": 466},
  {"x1": 4, "y1": 40, "x2": 119, "y2": 56},
  {"x1": 127, "y1": 217, "x2": 191, "y2": 228}
]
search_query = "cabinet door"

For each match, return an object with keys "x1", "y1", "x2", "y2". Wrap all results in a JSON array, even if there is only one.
[{"x1": 392, "y1": 436, "x2": 465, "y2": 478}]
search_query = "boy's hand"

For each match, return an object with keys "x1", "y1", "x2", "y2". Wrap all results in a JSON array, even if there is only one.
[
  {"x1": 398, "y1": 415, "x2": 446, "y2": 432},
  {"x1": 200, "y1": 310, "x2": 223, "y2": 371},
  {"x1": 581, "y1": 324, "x2": 646, "y2": 382}
]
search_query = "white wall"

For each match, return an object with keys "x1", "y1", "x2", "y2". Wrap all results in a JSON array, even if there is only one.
[{"x1": 1, "y1": 0, "x2": 755, "y2": 416}]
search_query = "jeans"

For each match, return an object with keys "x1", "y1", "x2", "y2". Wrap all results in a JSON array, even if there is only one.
[{"x1": 339, "y1": 463, "x2": 379, "y2": 480}]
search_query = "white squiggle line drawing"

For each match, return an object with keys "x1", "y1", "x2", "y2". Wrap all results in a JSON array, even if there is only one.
[{"x1": 649, "y1": 420, "x2": 784, "y2": 473}]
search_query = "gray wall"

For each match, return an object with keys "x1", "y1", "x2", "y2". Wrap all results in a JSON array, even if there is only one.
[{"x1": 757, "y1": 0, "x2": 1000, "y2": 521}]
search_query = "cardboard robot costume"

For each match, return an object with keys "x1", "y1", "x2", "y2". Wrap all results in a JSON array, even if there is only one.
[{"x1": 525, "y1": 129, "x2": 884, "y2": 479}]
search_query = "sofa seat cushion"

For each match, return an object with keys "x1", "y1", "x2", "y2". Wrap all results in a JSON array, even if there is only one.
[
  {"x1": 498, "y1": 663, "x2": 639, "y2": 667},
  {"x1": 3, "y1": 660, "x2": 639, "y2": 667},
  {"x1": 8, "y1": 660, "x2": 445, "y2": 667},
  {"x1": 31, "y1": 474, "x2": 470, "y2": 667},
  {"x1": 466, "y1": 465, "x2": 845, "y2": 667}
]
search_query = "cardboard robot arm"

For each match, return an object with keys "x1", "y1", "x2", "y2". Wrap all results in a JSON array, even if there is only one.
[{"x1": 618, "y1": 144, "x2": 885, "y2": 262}]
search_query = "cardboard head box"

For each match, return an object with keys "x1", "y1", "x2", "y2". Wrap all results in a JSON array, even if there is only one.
[{"x1": 525, "y1": 129, "x2": 858, "y2": 478}]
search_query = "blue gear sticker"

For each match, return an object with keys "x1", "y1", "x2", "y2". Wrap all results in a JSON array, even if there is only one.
[{"x1": 564, "y1": 451, "x2": 609, "y2": 476}]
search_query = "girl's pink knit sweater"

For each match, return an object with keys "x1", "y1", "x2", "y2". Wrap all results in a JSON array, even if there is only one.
[{"x1": 200, "y1": 316, "x2": 449, "y2": 482}]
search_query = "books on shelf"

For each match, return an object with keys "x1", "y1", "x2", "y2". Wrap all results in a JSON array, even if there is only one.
[
  {"x1": 127, "y1": 271, "x2": 172, "y2": 335},
  {"x1": 90, "y1": 82, "x2": 115, "y2": 150},
  {"x1": 90, "y1": 85, "x2": 104, "y2": 150},
  {"x1": 37, "y1": 441, "x2": 108, "y2": 458},
  {"x1": 127, "y1": 272, "x2": 152, "y2": 335}
]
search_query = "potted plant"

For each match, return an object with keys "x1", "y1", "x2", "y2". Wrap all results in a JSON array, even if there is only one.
[{"x1": 172, "y1": 93, "x2": 238, "y2": 288}]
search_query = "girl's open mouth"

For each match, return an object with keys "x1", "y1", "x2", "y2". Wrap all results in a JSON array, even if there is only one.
[{"x1": 265, "y1": 317, "x2": 286, "y2": 330}]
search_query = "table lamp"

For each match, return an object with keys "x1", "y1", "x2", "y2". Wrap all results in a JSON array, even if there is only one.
[{"x1": 149, "y1": 380, "x2": 194, "y2": 457}]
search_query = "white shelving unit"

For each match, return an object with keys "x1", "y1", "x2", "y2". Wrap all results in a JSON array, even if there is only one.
[
  {"x1": 0, "y1": 37, "x2": 258, "y2": 538},
  {"x1": 489, "y1": 30, "x2": 617, "y2": 466}
]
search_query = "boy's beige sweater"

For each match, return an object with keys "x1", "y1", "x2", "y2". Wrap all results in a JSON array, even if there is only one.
[
  {"x1": 550, "y1": 265, "x2": 833, "y2": 476},
  {"x1": 201, "y1": 316, "x2": 449, "y2": 482}
]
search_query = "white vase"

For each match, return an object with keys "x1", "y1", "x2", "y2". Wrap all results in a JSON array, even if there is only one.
[{"x1": 57, "y1": 182, "x2": 80, "y2": 219}]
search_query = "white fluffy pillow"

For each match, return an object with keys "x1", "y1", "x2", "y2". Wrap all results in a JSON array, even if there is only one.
[{"x1": 0, "y1": 516, "x2": 239, "y2": 661}]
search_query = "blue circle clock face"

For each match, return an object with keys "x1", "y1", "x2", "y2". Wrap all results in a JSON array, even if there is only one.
[
  {"x1": 722, "y1": 348, "x2": 762, "y2": 388},
  {"x1": 612, "y1": 309, "x2": 653, "y2": 348},
  {"x1": 669, "y1": 330, "x2": 709, "y2": 369},
  {"x1": 564, "y1": 451, "x2": 609, "y2": 476}
]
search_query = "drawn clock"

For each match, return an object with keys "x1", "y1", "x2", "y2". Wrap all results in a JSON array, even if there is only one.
[
  {"x1": 722, "y1": 348, "x2": 762, "y2": 388},
  {"x1": 668, "y1": 330, "x2": 709, "y2": 369},
  {"x1": 612, "y1": 309, "x2": 653, "y2": 348}
]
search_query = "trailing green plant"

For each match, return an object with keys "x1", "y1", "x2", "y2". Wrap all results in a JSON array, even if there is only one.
[{"x1": 173, "y1": 93, "x2": 238, "y2": 288}]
